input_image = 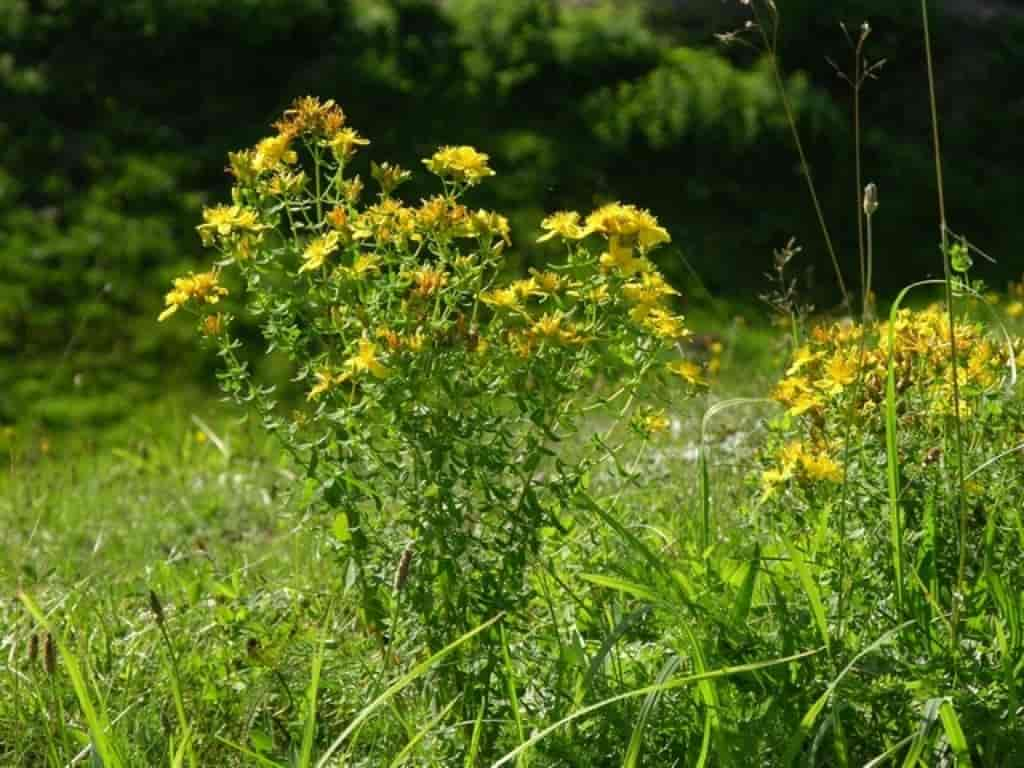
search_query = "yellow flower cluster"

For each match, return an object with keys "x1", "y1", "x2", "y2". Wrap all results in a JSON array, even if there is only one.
[
  {"x1": 422, "y1": 145, "x2": 495, "y2": 185},
  {"x1": 772, "y1": 306, "x2": 1010, "y2": 421},
  {"x1": 158, "y1": 270, "x2": 228, "y2": 322},
  {"x1": 166, "y1": 96, "x2": 701, "y2": 410},
  {"x1": 538, "y1": 203, "x2": 670, "y2": 264},
  {"x1": 761, "y1": 440, "x2": 843, "y2": 499},
  {"x1": 762, "y1": 305, "x2": 1020, "y2": 501},
  {"x1": 196, "y1": 205, "x2": 267, "y2": 248}
]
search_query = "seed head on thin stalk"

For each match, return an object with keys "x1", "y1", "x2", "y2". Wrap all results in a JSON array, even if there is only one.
[
  {"x1": 720, "y1": 0, "x2": 852, "y2": 310},
  {"x1": 27, "y1": 632, "x2": 39, "y2": 667},
  {"x1": 393, "y1": 543, "x2": 414, "y2": 593},
  {"x1": 43, "y1": 632, "x2": 56, "y2": 676},
  {"x1": 863, "y1": 183, "x2": 879, "y2": 319},
  {"x1": 149, "y1": 589, "x2": 166, "y2": 626},
  {"x1": 828, "y1": 21, "x2": 886, "y2": 320}
]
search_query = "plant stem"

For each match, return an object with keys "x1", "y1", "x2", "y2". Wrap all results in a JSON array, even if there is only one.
[
  {"x1": 753, "y1": 3, "x2": 850, "y2": 309},
  {"x1": 920, "y1": 0, "x2": 968, "y2": 656},
  {"x1": 854, "y1": 45, "x2": 866, "y2": 318}
]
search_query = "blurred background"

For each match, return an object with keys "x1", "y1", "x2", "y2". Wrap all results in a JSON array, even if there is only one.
[{"x1": 2, "y1": 0, "x2": 1022, "y2": 429}]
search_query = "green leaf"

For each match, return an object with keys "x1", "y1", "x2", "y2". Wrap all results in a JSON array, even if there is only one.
[
  {"x1": 783, "y1": 540, "x2": 830, "y2": 655},
  {"x1": 579, "y1": 573, "x2": 659, "y2": 603},
  {"x1": 332, "y1": 512, "x2": 351, "y2": 542},
  {"x1": 938, "y1": 700, "x2": 969, "y2": 757},
  {"x1": 948, "y1": 242, "x2": 972, "y2": 274}
]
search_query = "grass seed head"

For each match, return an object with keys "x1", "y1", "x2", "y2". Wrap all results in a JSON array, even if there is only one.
[
  {"x1": 394, "y1": 543, "x2": 414, "y2": 593},
  {"x1": 43, "y1": 632, "x2": 56, "y2": 676},
  {"x1": 149, "y1": 589, "x2": 166, "y2": 625}
]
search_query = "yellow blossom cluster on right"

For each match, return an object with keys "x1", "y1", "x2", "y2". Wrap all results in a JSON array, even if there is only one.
[{"x1": 760, "y1": 304, "x2": 1020, "y2": 503}]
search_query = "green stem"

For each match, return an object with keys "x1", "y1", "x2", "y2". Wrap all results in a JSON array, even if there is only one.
[{"x1": 920, "y1": 0, "x2": 968, "y2": 657}]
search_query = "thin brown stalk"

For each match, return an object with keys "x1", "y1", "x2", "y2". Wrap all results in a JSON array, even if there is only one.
[{"x1": 751, "y1": 2, "x2": 851, "y2": 309}]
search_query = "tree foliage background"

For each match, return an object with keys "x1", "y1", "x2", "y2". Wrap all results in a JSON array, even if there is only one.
[{"x1": 3, "y1": 0, "x2": 1022, "y2": 425}]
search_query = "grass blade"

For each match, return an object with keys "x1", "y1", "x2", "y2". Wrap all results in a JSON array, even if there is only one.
[
  {"x1": 579, "y1": 574, "x2": 659, "y2": 604},
  {"x1": 315, "y1": 612, "x2": 503, "y2": 768},
  {"x1": 783, "y1": 540, "x2": 830, "y2": 655},
  {"x1": 623, "y1": 656, "x2": 681, "y2": 768},
  {"x1": 732, "y1": 545, "x2": 761, "y2": 625},
  {"x1": 883, "y1": 280, "x2": 945, "y2": 617},
  {"x1": 214, "y1": 736, "x2": 286, "y2": 768},
  {"x1": 388, "y1": 697, "x2": 460, "y2": 768},
  {"x1": 299, "y1": 605, "x2": 330, "y2": 768},
  {"x1": 783, "y1": 619, "x2": 917, "y2": 766},
  {"x1": 18, "y1": 592, "x2": 123, "y2": 768},
  {"x1": 491, "y1": 648, "x2": 820, "y2": 768},
  {"x1": 938, "y1": 699, "x2": 969, "y2": 758}
]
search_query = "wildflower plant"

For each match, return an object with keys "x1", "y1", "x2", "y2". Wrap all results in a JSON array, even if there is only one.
[
  {"x1": 159, "y1": 97, "x2": 695, "y2": 689},
  {"x1": 754, "y1": 302, "x2": 1024, "y2": 753}
]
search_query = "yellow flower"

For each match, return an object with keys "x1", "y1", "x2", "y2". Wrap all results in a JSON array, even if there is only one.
[
  {"x1": 376, "y1": 327, "x2": 402, "y2": 351},
  {"x1": 158, "y1": 270, "x2": 228, "y2": 322},
  {"x1": 779, "y1": 440, "x2": 806, "y2": 472},
  {"x1": 481, "y1": 287, "x2": 521, "y2": 311},
  {"x1": 786, "y1": 345, "x2": 821, "y2": 376},
  {"x1": 530, "y1": 270, "x2": 563, "y2": 294},
  {"x1": 537, "y1": 211, "x2": 591, "y2": 242},
  {"x1": 599, "y1": 247, "x2": 648, "y2": 276},
  {"x1": 371, "y1": 161, "x2": 412, "y2": 196},
  {"x1": 508, "y1": 330, "x2": 535, "y2": 359},
  {"x1": 339, "y1": 253, "x2": 380, "y2": 281},
  {"x1": 817, "y1": 352, "x2": 859, "y2": 395},
  {"x1": 966, "y1": 340, "x2": 997, "y2": 387},
  {"x1": 277, "y1": 96, "x2": 346, "y2": 138},
  {"x1": 252, "y1": 134, "x2": 297, "y2": 172},
  {"x1": 667, "y1": 360, "x2": 705, "y2": 386},
  {"x1": 640, "y1": 409, "x2": 671, "y2": 435},
  {"x1": 299, "y1": 231, "x2": 341, "y2": 273},
  {"x1": 422, "y1": 145, "x2": 495, "y2": 185},
  {"x1": 307, "y1": 368, "x2": 339, "y2": 401},
  {"x1": 530, "y1": 312, "x2": 581, "y2": 345},
  {"x1": 621, "y1": 272, "x2": 679, "y2": 306},
  {"x1": 800, "y1": 450, "x2": 843, "y2": 483},
  {"x1": 789, "y1": 392, "x2": 825, "y2": 416},
  {"x1": 644, "y1": 309, "x2": 691, "y2": 341},
  {"x1": 343, "y1": 175, "x2": 364, "y2": 203},
  {"x1": 511, "y1": 278, "x2": 539, "y2": 299},
  {"x1": 328, "y1": 127, "x2": 369, "y2": 162},
  {"x1": 772, "y1": 375, "x2": 811, "y2": 405},
  {"x1": 326, "y1": 207, "x2": 354, "y2": 243},
  {"x1": 266, "y1": 169, "x2": 307, "y2": 197},
  {"x1": 586, "y1": 203, "x2": 670, "y2": 251},
  {"x1": 196, "y1": 205, "x2": 265, "y2": 246},
  {"x1": 410, "y1": 266, "x2": 448, "y2": 298},
  {"x1": 760, "y1": 467, "x2": 788, "y2": 500},
  {"x1": 588, "y1": 284, "x2": 611, "y2": 304},
  {"x1": 471, "y1": 210, "x2": 511, "y2": 244},
  {"x1": 342, "y1": 339, "x2": 389, "y2": 380},
  {"x1": 406, "y1": 329, "x2": 427, "y2": 353},
  {"x1": 202, "y1": 313, "x2": 224, "y2": 336},
  {"x1": 1007, "y1": 301, "x2": 1024, "y2": 319}
]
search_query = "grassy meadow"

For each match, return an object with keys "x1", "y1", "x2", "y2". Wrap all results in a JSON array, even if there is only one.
[
  {"x1": 5, "y1": 292, "x2": 1023, "y2": 766},
  {"x1": 1, "y1": 311, "x2": 787, "y2": 766},
  {"x1": 4, "y1": 2, "x2": 1024, "y2": 766}
]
